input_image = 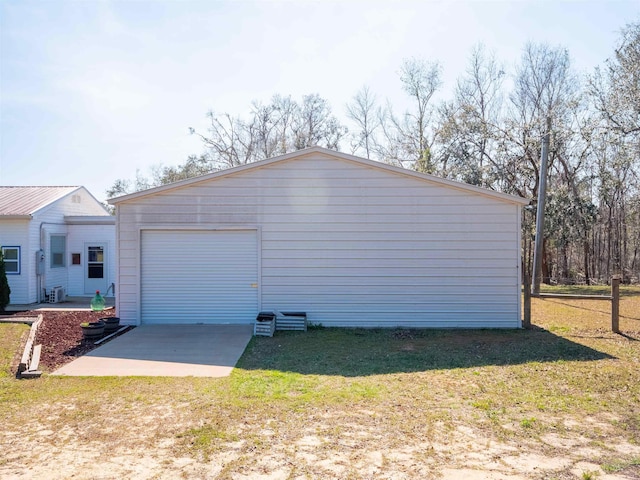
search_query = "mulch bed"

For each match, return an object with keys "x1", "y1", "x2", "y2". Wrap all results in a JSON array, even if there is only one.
[{"x1": 17, "y1": 309, "x2": 122, "y2": 371}]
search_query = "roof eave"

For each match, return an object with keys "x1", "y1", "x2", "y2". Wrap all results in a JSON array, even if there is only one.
[
  {"x1": 0, "y1": 215, "x2": 32, "y2": 220},
  {"x1": 64, "y1": 215, "x2": 115, "y2": 225}
]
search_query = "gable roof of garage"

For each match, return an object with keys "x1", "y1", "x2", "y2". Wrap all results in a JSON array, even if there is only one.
[{"x1": 108, "y1": 146, "x2": 530, "y2": 206}]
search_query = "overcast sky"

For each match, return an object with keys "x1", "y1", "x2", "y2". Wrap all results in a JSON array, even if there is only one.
[{"x1": 1, "y1": 0, "x2": 638, "y2": 203}]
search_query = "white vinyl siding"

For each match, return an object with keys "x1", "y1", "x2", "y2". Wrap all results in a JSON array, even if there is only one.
[
  {"x1": 114, "y1": 152, "x2": 523, "y2": 327},
  {"x1": 34, "y1": 189, "x2": 113, "y2": 299},
  {"x1": 66, "y1": 224, "x2": 116, "y2": 296},
  {"x1": 140, "y1": 230, "x2": 258, "y2": 324},
  {"x1": 0, "y1": 220, "x2": 30, "y2": 303}
]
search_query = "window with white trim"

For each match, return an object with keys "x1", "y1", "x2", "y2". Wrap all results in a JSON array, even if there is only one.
[
  {"x1": 1, "y1": 246, "x2": 20, "y2": 275},
  {"x1": 50, "y1": 235, "x2": 66, "y2": 268}
]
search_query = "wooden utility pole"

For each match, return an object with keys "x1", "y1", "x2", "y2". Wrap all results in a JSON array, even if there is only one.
[{"x1": 532, "y1": 117, "x2": 551, "y2": 296}]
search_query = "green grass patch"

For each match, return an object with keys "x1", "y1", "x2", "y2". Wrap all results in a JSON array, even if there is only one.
[
  {"x1": 0, "y1": 323, "x2": 29, "y2": 378},
  {"x1": 581, "y1": 471, "x2": 599, "y2": 480},
  {"x1": 238, "y1": 327, "x2": 610, "y2": 376},
  {"x1": 520, "y1": 417, "x2": 536, "y2": 428},
  {"x1": 539, "y1": 283, "x2": 640, "y2": 297},
  {"x1": 601, "y1": 456, "x2": 640, "y2": 473},
  {"x1": 178, "y1": 421, "x2": 240, "y2": 460}
]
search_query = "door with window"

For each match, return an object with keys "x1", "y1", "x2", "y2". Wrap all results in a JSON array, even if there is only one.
[{"x1": 84, "y1": 244, "x2": 108, "y2": 294}]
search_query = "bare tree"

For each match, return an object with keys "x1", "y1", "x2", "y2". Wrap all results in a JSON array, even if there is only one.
[
  {"x1": 270, "y1": 94, "x2": 298, "y2": 155},
  {"x1": 292, "y1": 94, "x2": 347, "y2": 150},
  {"x1": 189, "y1": 111, "x2": 256, "y2": 169},
  {"x1": 108, "y1": 93, "x2": 347, "y2": 199},
  {"x1": 346, "y1": 86, "x2": 382, "y2": 159},
  {"x1": 383, "y1": 58, "x2": 442, "y2": 172},
  {"x1": 587, "y1": 22, "x2": 640, "y2": 282},
  {"x1": 436, "y1": 44, "x2": 505, "y2": 187},
  {"x1": 589, "y1": 22, "x2": 640, "y2": 138},
  {"x1": 500, "y1": 43, "x2": 579, "y2": 282},
  {"x1": 249, "y1": 101, "x2": 282, "y2": 160},
  {"x1": 187, "y1": 93, "x2": 347, "y2": 169},
  {"x1": 502, "y1": 43, "x2": 577, "y2": 199}
]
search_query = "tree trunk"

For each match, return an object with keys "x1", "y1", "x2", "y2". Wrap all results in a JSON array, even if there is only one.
[
  {"x1": 561, "y1": 243, "x2": 569, "y2": 282},
  {"x1": 583, "y1": 238, "x2": 591, "y2": 285},
  {"x1": 542, "y1": 238, "x2": 551, "y2": 284}
]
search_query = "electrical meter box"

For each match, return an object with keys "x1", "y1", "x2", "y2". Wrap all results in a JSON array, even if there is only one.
[{"x1": 35, "y1": 249, "x2": 45, "y2": 275}]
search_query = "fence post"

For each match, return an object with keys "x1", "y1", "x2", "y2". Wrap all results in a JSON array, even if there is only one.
[
  {"x1": 611, "y1": 275, "x2": 621, "y2": 333},
  {"x1": 523, "y1": 272, "x2": 531, "y2": 329}
]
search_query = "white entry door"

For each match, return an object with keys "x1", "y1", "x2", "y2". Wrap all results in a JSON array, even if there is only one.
[{"x1": 84, "y1": 244, "x2": 108, "y2": 294}]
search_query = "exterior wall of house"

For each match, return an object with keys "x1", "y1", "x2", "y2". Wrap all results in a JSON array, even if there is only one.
[
  {"x1": 34, "y1": 210, "x2": 68, "y2": 300},
  {"x1": 1, "y1": 188, "x2": 114, "y2": 304},
  {"x1": 66, "y1": 224, "x2": 116, "y2": 296},
  {"x1": 34, "y1": 189, "x2": 112, "y2": 300},
  {"x1": 115, "y1": 152, "x2": 523, "y2": 328},
  {"x1": 0, "y1": 219, "x2": 31, "y2": 304}
]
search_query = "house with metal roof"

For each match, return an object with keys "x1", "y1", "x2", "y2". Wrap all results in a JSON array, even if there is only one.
[{"x1": 0, "y1": 186, "x2": 115, "y2": 305}]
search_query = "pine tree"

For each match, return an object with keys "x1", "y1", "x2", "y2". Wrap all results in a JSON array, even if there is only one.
[{"x1": 0, "y1": 250, "x2": 11, "y2": 313}]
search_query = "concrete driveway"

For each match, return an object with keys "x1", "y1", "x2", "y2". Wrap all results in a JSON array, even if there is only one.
[{"x1": 53, "y1": 324, "x2": 253, "y2": 377}]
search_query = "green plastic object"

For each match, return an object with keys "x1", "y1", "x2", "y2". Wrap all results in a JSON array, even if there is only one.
[{"x1": 90, "y1": 290, "x2": 105, "y2": 312}]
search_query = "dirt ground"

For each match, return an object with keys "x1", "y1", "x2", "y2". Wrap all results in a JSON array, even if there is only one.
[
  {"x1": 2, "y1": 310, "x2": 639, "y2": 479},
  {"x1": 3, "y1": 401, "x2": 639, "y2": 480}
]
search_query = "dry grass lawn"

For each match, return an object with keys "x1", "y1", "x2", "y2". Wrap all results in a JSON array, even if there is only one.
[{"x1": 1, "y1": 286, "x2": 639, "y2": 479}]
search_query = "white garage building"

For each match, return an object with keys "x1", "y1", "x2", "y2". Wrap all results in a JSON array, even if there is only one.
[{"x1": 109, "y1": 147, "x2": 528, "y2": 328}]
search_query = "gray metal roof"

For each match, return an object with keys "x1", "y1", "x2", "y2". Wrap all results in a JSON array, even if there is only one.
[{"x1": 0, "y1": 186, "x2": 80, "y2": 216}]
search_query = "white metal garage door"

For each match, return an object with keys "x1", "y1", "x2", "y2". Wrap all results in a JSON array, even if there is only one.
[{"x1": 141, "y1": 230, "x2": 258, "y2": 324}]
